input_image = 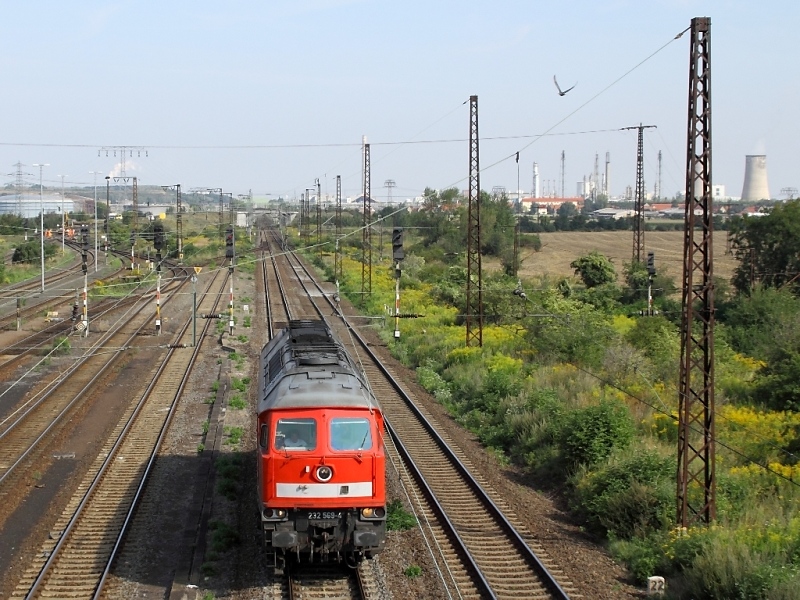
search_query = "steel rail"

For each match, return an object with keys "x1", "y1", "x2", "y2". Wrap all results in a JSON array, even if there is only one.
[{"x1": 286, "y1": 248, "x2": 572, "y2": 600}]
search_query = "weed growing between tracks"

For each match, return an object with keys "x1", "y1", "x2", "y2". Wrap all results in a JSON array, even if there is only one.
[
  {"x1": 216, "y1": 454, "x2": 245, "y2": 501},
  {"x1": 387, "y1": 500, "x2": 417, "y2": 531}
]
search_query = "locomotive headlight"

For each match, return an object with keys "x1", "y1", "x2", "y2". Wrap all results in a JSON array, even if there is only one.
[
  {"x1": 361, "y1": 507, "x2": 386, "y2": 519},
  {"x1": 263, "y1": 508, "x2": 288, "y2": 520},
  {"x1": 315, "y1": 465, "x2": 333, "y2": 482}
]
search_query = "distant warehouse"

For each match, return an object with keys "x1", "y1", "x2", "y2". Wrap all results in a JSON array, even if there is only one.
[{"x1": 0, "y1": 193, "x2": 74, "y2": 218}]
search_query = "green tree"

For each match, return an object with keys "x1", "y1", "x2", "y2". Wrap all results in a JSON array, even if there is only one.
[
  {"x1": 729, "y1": 200, "x2": 800, "y2": 294},
  {"x1": 750, "y1": 347, "x2": 800, "y2": 411},
  {"x1": 718, "y1": 286, "x2": 800, "y2": 363},
  {"x1": 12, "y1": 240, "x2": 57, "y2": 263},
  {"x1": 571, "y1": 251, "x2": 616, "y2": 288},
  {"x1": 555, "y1": 202, "x2": 578, "y2": 230}
]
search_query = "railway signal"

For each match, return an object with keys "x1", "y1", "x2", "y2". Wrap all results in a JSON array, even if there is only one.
[
  {"x1": 225, "y1": 227, "x2": 235, "y2": 259},
  {"x1": 153, "y1": 223, "x2": 164, "y2": 275},
  {"x1": 392, "y1": 228, "x2": 404, "y2": 261},
  {"x1": 153, "y1": 223, "x2": 164, "y2": 250},
  {"x1": 80, "y1": 225, "x2": 89, "y2": 274},
  {"x1": 647, "y1": 251, "x2": 656, "y2": 276}
]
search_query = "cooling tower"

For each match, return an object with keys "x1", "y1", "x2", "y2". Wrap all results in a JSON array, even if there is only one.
[{"x1": 741, "y1": 155, "x2": 770, "y2": 201}]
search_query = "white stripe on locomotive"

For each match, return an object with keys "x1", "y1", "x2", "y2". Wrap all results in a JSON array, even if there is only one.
[{"x1": 276, "y1": 482, "x2": 373, "y2": 498}]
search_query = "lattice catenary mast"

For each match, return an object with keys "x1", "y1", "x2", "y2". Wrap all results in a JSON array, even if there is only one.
[
  {"x1": 465, "y1": 95, "x2": 483, "y2": 347},
  {"x1": 621, "y1": 123, "x2": 656, "y2": 263},
  {"x1": 677, "y1": 16, "x2": 716, "y2": 528},
  {"x1": 361, "y1": 140, "x2": 372, "y2": 304}
]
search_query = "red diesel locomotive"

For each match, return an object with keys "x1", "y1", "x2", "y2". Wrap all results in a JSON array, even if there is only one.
[{"x1": 256, "y1": 320, "x2": 386, "y2": 570}]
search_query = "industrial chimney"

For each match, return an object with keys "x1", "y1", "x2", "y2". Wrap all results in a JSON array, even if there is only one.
[
  {"x1": 741, "y1": 155, "x2": 770, "y2": 201},
  {"x1": 532, "y1": 162, "x2": 540, "y2": 198}
]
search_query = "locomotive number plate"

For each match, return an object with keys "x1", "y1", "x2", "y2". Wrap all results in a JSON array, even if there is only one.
[{"x1": 307, "y1": 511, "x2": 342, "y2": 520}]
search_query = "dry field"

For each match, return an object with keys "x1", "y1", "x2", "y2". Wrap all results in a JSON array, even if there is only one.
[{"x1": 513, "y1": 230, "x2": 739, "y2": 285}]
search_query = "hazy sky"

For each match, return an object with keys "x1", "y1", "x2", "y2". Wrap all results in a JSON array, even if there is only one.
[{"x1": 1, "y1": 1, "x2": 797, "y2": 202}]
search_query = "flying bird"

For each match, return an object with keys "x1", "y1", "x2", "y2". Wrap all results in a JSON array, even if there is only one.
[{"x1": 553, "y1": 75, "x2": 576, "y2": 96}]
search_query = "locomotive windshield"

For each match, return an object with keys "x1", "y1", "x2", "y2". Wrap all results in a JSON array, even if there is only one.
[
  {"x1": 330, "y1": 417, "x2": 372, "y2": 451},
  {"x1": 275, "y1": 418, "x2": 316, "y2": 451}
]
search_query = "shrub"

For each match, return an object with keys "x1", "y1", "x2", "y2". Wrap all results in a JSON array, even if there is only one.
[
  {"x1": 571, "y1": 444, "x2": 674, "y2": 538},
  {"x1": 558, "y1": 398, "x2": 634, "y2": 468},
  {"x1": 682, "y1": 527, "x2": 800, "y2": 600},
  {"x1": 609, "y1": 535, "x2": 664, "y2": 585}
]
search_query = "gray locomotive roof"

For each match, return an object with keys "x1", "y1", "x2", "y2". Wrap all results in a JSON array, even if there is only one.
[
  {"x1": 258, "y1": 370, "x2": 378, "y2": 412},
  {"x1": 257, "y1": 320, "x2": 380, "y2": 413}
]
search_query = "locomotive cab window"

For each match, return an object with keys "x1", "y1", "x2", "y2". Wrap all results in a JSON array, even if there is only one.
[
  {"x1": 330, "y1": 417, "x2": 372, "y2": 451},
  {"x1": 275, "y1": 418, "x2": 316, "y2": 451}
]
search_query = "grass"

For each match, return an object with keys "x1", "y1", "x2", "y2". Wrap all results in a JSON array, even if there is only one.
[
  {"x1": 197, "y1": 443, "x2": 205, "y2": 453},
  {"x1": 404, "y1": 565, "x2": 422, "y2": 578},
  {"x1": 387, "y1": 500, "x2": 417, "y2": 531},
  {"x1": 211, "y1": 380, "x2": 219, "y2": 392},
  {"x1": 231, "y1": 377, "x2": 250, "y2": 392},
  {"x1": 52, "y1": 336, "x2": 71, "y2": 354},
  {"x1": 228, "y1": 395, "x2": 246, "y2": 409},
  {"x1": 215, "y1": 454, "x2": 244, "y2": 500},
  {"x1": 202, "y1": 420, "x2": 210, "y2": 435},
  {"x1": 520, "y1": 230, "x2": 738, "y2": 284},
  {"x1": 243, "y1": 315, "x2": 251, "y2": 327},
  {"x1": 209, "y1": 520, "x2": 240, "y2": 552},
  {"x1": 224, "y1": 426, "x2": 243, "y2": 445}
]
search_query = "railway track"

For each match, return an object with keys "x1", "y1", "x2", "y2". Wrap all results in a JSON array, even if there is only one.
[
  {"x1": 0, "y1": 272, "x2": 189, "y2": 494},
  {"x1": 264, "y1": 238, "x2": 575, "y2": 599},
  {"x1": 0, "y1": 272, "x2": 186, "y2": 385},
  {"x1": 8, "y1": 266, "x2": 229, "y2": 599},
  {"x1": 0, "y1": 246, "x2": 102, "y2": 330}
]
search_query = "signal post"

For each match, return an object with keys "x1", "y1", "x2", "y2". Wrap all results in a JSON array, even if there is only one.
[
  {"x1": 646, "y1": 252, "x2": 656, "y2": 316},
  {"x1": 226, "y1": 226, "x2": 235, "y2": 335},
  {"x1": 392, "y1": 228, "x2": 404, "y2": 340},
  {"x1": 154, "y1": 223, "x2": 164, "y2": 335},
  {"x1": 80, "y1": 225, "x2": 89, "y2": 336}
]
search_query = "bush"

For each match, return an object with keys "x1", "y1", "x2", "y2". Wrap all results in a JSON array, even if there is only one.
[
  {"x1": 571, "y1": 444, "x2": 674, "y2": 538},
  {"x1": 682, "y1": 527, "x2": 800, "y2": 600},
  {"x1": 12, "y1": 240, "x2": 56, "y2": 263},
  {"x1": 558, "y1": 398, "x2": 634, "y2": 468},
  {"x1": 609, "y1": 535, "x2": 665, "y2": 584}
]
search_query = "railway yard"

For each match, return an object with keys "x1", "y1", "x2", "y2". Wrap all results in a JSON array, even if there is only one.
[{"x1": 0, "y1": 233, "x2": 642, "y2": 600}]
